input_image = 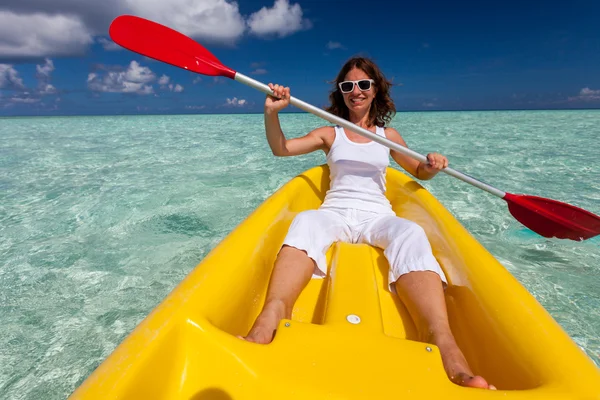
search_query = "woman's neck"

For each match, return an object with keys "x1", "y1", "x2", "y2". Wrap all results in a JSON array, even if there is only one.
[{"x1": 348, "y1": 109, "x2": 372, "y2": 129}]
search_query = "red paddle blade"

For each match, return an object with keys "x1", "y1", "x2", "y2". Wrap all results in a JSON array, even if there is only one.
[
  {"x1": 109, "y1": 15, "x2": 236, "y2": 79},
  {"x1": 504, "y1": 193, "x2": 600, "y2": 240}
]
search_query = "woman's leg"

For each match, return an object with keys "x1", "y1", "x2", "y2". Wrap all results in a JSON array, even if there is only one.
[
  {"x1": 243, "y1": 209, "x2": 350, "y2": 344},
  {"x1": 360, "y1": 214, "x2": 494, "y2": 389},
  {"x1": 394, "y1": 271, "x2": 494, "y2": 389},
  {"x1": 243, "y1": 245, "x2": 315, "y2": 343}
]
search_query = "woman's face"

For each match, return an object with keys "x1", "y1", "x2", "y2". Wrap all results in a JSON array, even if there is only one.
[{"x1": 341, "y1": 67, "x2": 376, "y2": 114}]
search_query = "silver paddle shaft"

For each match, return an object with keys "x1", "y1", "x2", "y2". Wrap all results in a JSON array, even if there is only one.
[{"x1": 235, "y1": 72, "x2": 506, "y2": 199}]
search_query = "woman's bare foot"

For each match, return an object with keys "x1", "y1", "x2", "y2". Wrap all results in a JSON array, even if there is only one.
[
  {"x1": 239, "y1": 299, "x2": 286, "y2": 344},
  {"x1": 432, "y1": 332, "x2": 496, "y2": 390}
]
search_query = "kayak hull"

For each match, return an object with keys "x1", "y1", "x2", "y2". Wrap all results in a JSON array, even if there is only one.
[{"x1": 71, "y1": 165, "x2": 600, "y2": 399}]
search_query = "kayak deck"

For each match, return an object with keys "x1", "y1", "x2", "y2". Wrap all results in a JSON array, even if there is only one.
[{"x1": 71, "y1": 166, "x2": 600, "y2": 399}]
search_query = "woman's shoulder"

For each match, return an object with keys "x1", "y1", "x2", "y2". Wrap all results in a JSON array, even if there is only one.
[
  {"x1": 384, "y1": 126, "x2": 403, "y2": 139},
  {"x1": 308, "y1": 125, "x2": 336, "y2": 138},
  {"x1": 383, "y1": 126, "x2": 408, "y2": 147},
  {"x1": 308, "y1": 126, "x2": 336, "y2": 148},
  {"x1": 310, "y1": 125, "x2": 335, "y2": 132},
  {"x1": 383, "y1": 126, "x2": 400, "y2": 135}
]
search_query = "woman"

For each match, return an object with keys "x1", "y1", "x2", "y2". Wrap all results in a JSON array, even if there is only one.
[{"x1": 241, "y1": 57, "x2": 495, "y2": 390}]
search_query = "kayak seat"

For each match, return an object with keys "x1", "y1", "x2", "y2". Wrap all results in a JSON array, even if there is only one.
[{"x1": 293, "y1": 242, "x2": 419, "y2": 340}]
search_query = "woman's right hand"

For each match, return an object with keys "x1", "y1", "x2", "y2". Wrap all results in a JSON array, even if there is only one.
[{"x1": 265, "y1": 83, "x2": 290, "y2": 114}]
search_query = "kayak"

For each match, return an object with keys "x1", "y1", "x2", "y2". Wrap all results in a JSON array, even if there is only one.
[{"x1": 70, "y1": 165, "x2": 600, "y2": 399}]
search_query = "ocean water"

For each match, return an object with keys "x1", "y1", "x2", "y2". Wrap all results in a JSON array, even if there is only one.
[{"x1": 1, "y1": 110, "x2": 599, "y2": 399}]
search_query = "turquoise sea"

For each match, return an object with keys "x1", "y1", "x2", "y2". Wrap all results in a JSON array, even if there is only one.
[{"x1": 1, "y1": 110, "x2": 599, "y2": 399}]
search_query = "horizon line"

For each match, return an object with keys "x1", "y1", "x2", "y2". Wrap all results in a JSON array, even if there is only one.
[{"x1": 1, "y1": 107, "x2": 600, "y2": 118}]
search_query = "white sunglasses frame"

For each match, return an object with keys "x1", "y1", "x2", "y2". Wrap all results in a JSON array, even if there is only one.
[{"x1": 338, "y1": 79, "x2": 375, "y2": 93}]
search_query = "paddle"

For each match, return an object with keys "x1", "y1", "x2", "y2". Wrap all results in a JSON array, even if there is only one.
[{"x1": 109, "y1": 15, "x2": 600, "y2": 241}]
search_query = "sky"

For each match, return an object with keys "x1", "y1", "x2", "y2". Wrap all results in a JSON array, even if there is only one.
[{"x1": 0, "y1": 0, "x2": 599, "y2": 116}]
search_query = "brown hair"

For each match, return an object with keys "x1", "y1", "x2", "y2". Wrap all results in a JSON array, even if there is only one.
[{"x1": 325, "y1": 57, "x2": 396, "y2": 127}]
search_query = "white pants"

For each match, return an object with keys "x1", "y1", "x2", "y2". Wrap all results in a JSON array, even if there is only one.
[{"x1": 282, "y1": 207, "x2": 447, "y2": 289}]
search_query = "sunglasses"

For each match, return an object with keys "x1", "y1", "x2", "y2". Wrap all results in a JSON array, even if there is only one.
[{"x1": 338, "y1": 79, "x2": 375, "y2": 93}]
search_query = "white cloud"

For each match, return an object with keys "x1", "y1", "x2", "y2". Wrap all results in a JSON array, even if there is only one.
[
  {"x1": 0, "y1": 11, "x2": 93, "y2": 58},
  {"x1": 124, "y1": 61, "x2": 155, "y2": 84},
  {"x1": 87, "y1": 61, "x2": 156, "y2": 94},
  {"x1": 97, "y1": 37, "x2": 122, "y2": 51},
  {"x1": 138, "y1": 86, "x2": 154, "y2": 95},
  {"x1": 36, "y1": 58, "x2": 57, "y2": 94},
  {"x1": 158, "y1": 74, "x2": 170, "y2": 86},
  {"x1": 580, "y1": 88, "x2": 600, "y2": 96},
  {"x1": 157, "y1": 74, "x2": 183, "y2": 92},
  {"x1": 251, "y1": 68, "x2": 268, "y2": 75},
  {"x1": 165, "y1": 83, "x2": 184, "y2": 92},
  {"x1": 0, "y1": 0, "x2": 311, "y2": 58},
  {"x1": 36, "y1": 58, "x2": 54, "y2": 78},
  {"x1": 326, "y1": 41, "x2": 344, "y2": 50},
  {"x1": 579, "y1": 87, "x2": 600, "y2": 100},
  {"x1": 192, "y1": 77, "x2": 202, "y2": 84},
  {"x1": 568, "y1": 87, "x2": 600, "y2": 102},
  {"x1": 0, "y1": 64, "x2": 25, "y2": 89},
  {"x1": 185, "y1": 105, "x2": 206, "y2": 110},
  {"x1": 0, "y1": 2, "x2": 244, "y2": 57},
  {"x1": 10, "y1": 96, "x2": 40, "y2": 103},
  {"x1": 125, "y1": 0, "x2": 246, "y2": 43},
  {"x1": 38, "y1": 83, "x2": 56, "y2": 95},
  {"x1": 225, "y1": 97, "x2": 247, "y2": 106},
  {"x1": 248, "y1": 0, "x2": 312, "y2": 37},
  {"x1": 0, "y1": 60, "x2": 57, "y2": 107}
]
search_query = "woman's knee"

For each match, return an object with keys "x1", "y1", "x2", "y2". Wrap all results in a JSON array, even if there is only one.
[
  {"x1": 387, "y1": 220, "x2": 428, "y2": 244},
  {"x1": 290, "y1": 210, "x2": 321, "y2": 228},
  {"x1": 406, "y1": 222, "x2": 427, "y2": 240}
]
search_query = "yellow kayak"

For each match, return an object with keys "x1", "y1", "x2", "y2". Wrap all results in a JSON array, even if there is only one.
[{"x1": 71, "y1": 165, "x2": 600, "y2": 399}]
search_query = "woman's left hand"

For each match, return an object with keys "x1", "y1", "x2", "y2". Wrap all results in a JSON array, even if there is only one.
[{"x1": 423, "y1": 153, "x2": 448, "y2": 172}]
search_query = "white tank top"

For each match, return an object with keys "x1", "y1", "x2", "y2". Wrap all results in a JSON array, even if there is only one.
[{"x1": 321, "y1": 125, "x2": 393, "y2": 213}]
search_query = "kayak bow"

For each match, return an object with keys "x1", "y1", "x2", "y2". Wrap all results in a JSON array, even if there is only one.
[{"x1": 70, "y1": 166, "x2": 600, "y2": 399}]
